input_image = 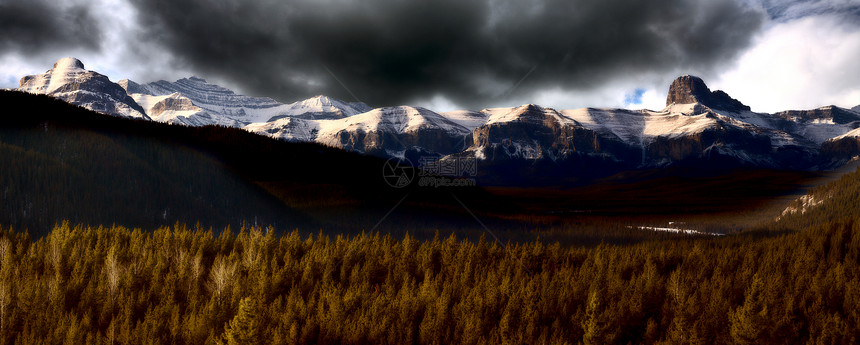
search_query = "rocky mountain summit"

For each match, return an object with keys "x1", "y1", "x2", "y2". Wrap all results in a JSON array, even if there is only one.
[
  {"x1": 18, "y1": 58, "x2": 148, "y2": 119},
  {"x1": 666, "y1": 75, "x2": 750, "y2": 113}
]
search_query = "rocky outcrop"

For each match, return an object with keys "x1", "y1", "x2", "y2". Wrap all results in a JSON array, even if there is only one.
[
  {"x1": 149, "y1": 94, "x2": 198, "y2": 117},
  {"x1": 666, "y1": 75, "x2": 750, "y2": 113}
]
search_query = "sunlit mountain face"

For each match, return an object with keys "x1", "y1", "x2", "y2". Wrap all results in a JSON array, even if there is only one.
[{"x1": 1, "y1": 0, "x2": 860, "y2": 344}]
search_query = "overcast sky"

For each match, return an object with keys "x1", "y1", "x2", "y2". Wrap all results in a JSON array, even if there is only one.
[{"x1": 1, "y1": 0, "x2": 858, "y2": 112}]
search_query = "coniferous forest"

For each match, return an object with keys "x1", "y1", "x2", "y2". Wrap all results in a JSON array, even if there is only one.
[{"x1": 0, "y1": 216, "x2": 858, "y2": 344}]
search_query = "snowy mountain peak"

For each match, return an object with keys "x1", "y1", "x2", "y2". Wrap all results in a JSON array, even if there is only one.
[
  {"x1": 308, "y1": 95, "x2": 332, "y2": 102},
  {"x1": 320, "y1": 105, "x2": 469, "y2": 137},
  {"x1": 486, "y1": 103, "x2": 574, "y2": 126},
  {"x1": 117, "y1": 79, "x2": 145, "y2": 94},
  {"x1": 515, "y1": 104, "x2": 545, "y2": 114},
  {"x1": 53, "y1": 57, "x2": 85, "y2": 71},
  {"x1": 296, "y1": 95, "x2": 341, "y2": 109},
  {"x1": 279, "y1": 95, "x2": 372, "y2": 120},
  {"x1": 18, "y1": 58, "x2": 149, "y2": 119}
]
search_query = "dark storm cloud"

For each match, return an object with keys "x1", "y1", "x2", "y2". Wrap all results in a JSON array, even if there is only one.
[
  {"x1": 129, "y1": 0, "x2": 765, "y2": 108},
  {"x1": 0, "y1": 0, "x2": 102, "y2": 54}
]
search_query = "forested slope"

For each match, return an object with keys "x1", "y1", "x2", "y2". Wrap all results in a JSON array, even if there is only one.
[{"x1": 775, "y1": 166, "x2": 860, "y2": 230}]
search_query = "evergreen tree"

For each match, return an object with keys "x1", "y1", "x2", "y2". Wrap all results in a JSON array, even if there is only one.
[{"x1": 222, "y1": 297, "x2": 261, "y2": 345}]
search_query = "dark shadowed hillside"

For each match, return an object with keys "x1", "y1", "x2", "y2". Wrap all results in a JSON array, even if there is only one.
[
  {"x1": 0, "y1": 91, "x2": 508, "y2": 238},
  {"x1": 0, "y1": 91, "x2": 312, "y2": 235}
]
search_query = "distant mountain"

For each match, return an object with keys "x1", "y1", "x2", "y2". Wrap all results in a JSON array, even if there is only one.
[
  {"x1": 323, "y1": 106, "x2": 471, "y2": 156},
  {"x1": 271, "y1": 95, "x2": 372, "y2": 120},
  {"x1": 248, "y1": 106, "x2": 471, "y2": 157},
  {"x1": 119, "y1": 77, "x2": 370, "y2": 126},
  {"x1": 16, "y1": 58, "x2": 860, "y2": 185},
  {"x1": 18, "y1": 58, "x2": 148, "y2": 119}
]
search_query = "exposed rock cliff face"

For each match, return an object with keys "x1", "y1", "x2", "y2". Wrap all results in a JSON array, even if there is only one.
[
  {"x1": 666, "y1": 75, "x2": 750, "y2": 113},
  {"x1": 18, "y1": 58, "x2": 149, "y2": 119},
  {"x1": 468, "y1": 104, "x2": 639, "y2": 162}
]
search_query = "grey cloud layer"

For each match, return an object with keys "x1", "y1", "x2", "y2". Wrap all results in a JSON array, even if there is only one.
[{"x1": 0, "y1": 0, "x2": 102, "y2": 54}]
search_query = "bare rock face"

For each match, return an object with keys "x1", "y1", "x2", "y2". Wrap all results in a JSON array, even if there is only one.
[
  {"x1": 469, "y1": 104, "x2": 639, "y2": 162},
  {"x1": 666, "y1": 75, "x2": 750, "y2": 113}
]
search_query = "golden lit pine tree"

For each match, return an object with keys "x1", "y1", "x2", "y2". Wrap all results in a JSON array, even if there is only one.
[{"x1": 221, "y1": 297, "x2": 261, "y2": 345}]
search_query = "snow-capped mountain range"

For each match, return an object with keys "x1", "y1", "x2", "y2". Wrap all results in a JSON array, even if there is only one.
[
  {"x1": 15, "y1": 58, "x2": 860, "y2": 179},
  {"x1": 118, "y1": 76, "x2": 371, "y2": 127}
]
